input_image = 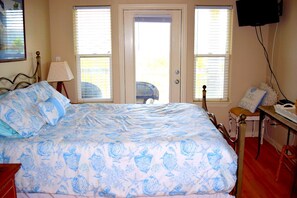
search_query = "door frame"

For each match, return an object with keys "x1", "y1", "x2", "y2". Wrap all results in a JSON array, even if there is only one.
[{"x1": 118, "y1": 4, "x2": 187, "y2": 103}]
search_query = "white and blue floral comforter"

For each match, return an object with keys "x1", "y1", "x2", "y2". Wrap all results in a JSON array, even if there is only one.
[{"x1": 0, "y1": 103, "x2": 237, "y2": 197}]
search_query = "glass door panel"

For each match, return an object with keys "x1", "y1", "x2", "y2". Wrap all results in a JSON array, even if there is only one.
[{"x1": 134, "y1": 16, "x2": 171, "y2": 104}]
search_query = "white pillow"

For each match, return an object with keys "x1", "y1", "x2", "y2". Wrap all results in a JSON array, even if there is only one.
[
  {"x1": 259, "y1": 82, "x2": 278, "y2": 106},
  {"x1": 238, "y1": 87, "x2": 267, "y2": 113}
]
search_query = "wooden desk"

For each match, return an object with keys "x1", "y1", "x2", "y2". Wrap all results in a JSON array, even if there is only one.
[
  {"x1": 257, "y1": 105, "x2": 297, "y2": 159},
  {"x1": 257, "y1": 106, "x2": 297, "y2": 197}
]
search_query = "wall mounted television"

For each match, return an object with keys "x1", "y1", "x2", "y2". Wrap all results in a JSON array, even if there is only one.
[{"x1": 236, "y1": 0, "x2": 282, "y2": 27}]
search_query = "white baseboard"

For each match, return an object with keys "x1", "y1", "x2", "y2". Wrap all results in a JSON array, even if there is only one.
[{"x1": 263, "y1": 133, "x2": 283, "y2": 152}]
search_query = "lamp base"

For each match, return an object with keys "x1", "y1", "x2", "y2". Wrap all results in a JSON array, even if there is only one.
[{"x1": 56, "y1": 81, "x2": 69, "y2": 98}]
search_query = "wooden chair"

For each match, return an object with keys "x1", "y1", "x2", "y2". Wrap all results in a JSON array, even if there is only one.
[
  {"x1": 229, "y1": 107, "x2": 263, "y2": 142},
  {"x1": 275, "y1": 145, "x2": 297, "y2": 182}
]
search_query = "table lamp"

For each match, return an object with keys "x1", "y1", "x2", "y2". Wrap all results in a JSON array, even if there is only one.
[{"x1": 47, "y1": 61, "x2": 74, "y2": 98}]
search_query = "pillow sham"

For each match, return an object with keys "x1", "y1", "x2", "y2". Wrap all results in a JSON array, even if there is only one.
[
  {"x1": 38, "y1": 97, "x2": 66, "y2": 126},
  {"x1": 259, "y1": 82, "x2": 278, "y2": 106},
  {"x1": 0, "y1": 101, "x2": 45, "y2": 137},
  {"x1": 20, "y1": 81, "x2": 70, "y2": 108},
  {"x1": 0, "y1": 81, "x2": 70, "y2": 137},
  {"x1": 0, "y1": 119, "x2": 21, "y2": 138},
  {"x1": 238, "y1": 87, "x2": 267, "y2": 113},
  {"x1": 0, "y1": 81, "x2": 70, "y2": 108},
  {"x1": 0, "y1": 85, "x2": 46, "y2": 137}
]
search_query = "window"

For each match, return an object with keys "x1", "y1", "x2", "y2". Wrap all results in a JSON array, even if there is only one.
[
  {"x1": 73, "y1": 6, "x2": 112, "y2": 102},
  {"x1": 194, "y1": 6, "x2": 232, "y2": 102}
]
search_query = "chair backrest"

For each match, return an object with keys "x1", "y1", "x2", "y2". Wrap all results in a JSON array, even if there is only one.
[
  {"x1": 81, "y1": 82, "x2": 102, "y2": 98},
  {"x1": 136, "y1": 81, "x2": 159, "y2": 100}
]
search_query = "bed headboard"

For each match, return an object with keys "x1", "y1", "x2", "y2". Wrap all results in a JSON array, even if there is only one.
[{"x1": 0, "y1": 51, "x2": 41, "y2": 93}]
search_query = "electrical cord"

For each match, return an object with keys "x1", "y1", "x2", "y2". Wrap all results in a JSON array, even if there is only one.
[
  {"x1": 254, "y1": 25, "x2": 287, "y2": 100},
  {"x1": 271, "y1": 23, "x2": 279, "y2": 85}
]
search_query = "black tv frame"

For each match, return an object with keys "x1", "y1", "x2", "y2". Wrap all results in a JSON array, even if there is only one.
[{"x1": 236, "y1": 0, "x2": 281, "y2": 27}]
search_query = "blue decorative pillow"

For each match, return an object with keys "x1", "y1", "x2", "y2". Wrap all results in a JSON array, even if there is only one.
[
  {"x1": 238, "y1": 87, "x2": 267, "y2": 113},
  {"x1": 38, "y1": 81, "x2": 71, "y2": 108},
  {"x1": 0, "y1": 119, "x2": 21, "y2": 138},
  {"x1": 38, "y1": 97, "x2": 66, "y2": 126}
]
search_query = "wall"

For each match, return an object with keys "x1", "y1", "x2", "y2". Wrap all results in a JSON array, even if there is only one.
[
  {"x1": 265, "y1": 0, "x2": 297, "y2": 149},
  {"x1": 0, "y1": 0, "x2": 51, "y2": 81},
  {"x1": 49, "y1": 0, "x2": 268, "y2": 129}
]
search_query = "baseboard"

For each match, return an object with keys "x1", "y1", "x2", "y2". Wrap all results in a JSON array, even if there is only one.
[
  {"x1": 244, "y1": 130, "x2": 258, "y2": 137},
  {"x1": 263, "y1": 134, "x2": 283, "y2": 152}
]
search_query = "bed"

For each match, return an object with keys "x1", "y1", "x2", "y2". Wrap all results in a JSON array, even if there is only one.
[{"x1": 0, "y1": 52, "x2": 246, "y2": 198}]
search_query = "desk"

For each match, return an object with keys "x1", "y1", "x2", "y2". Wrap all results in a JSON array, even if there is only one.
[{"x1": 257, "y1": 106, "x2": 297, "y2": 159}]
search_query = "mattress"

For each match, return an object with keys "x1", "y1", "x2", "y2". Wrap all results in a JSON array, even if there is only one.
[{"x1": 0, "y1": 103, "x2": 237, "y2": 197}]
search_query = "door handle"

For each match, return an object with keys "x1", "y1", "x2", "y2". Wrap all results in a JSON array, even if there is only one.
[{"x1": 175, "y1": 79, "x2": 180, "y2": 84}]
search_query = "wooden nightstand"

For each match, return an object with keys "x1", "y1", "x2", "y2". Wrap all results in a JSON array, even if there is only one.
[{"x1": 0, "y1": 164, "x2": 21, "y2": 198}]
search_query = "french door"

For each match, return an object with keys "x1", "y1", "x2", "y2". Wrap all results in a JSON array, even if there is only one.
[{"x1": 120, "y1": 6, "x2": 186, "y2": 104}]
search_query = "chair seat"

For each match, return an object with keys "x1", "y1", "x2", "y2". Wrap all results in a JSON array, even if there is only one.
[
  {"x1": 229, "y1": 106, "x2": 261, "y2": 139},
  {"x1": 230, "y1": 107, "x2": 260, "y2": 117},
  {"x1": 230, "y1": 107, "x2": 260, "y2": 122}
]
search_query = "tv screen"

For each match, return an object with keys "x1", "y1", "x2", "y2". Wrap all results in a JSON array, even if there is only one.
[{"x1": 236, "y1": 0, "x2": 280, "y2": 27}]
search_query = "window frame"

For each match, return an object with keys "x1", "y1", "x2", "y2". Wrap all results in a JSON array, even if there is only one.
[
  {"x1": 193, "y1": 5, "x2": 232, "y2": 102},
  {"x1": 73, "y1": 6, "x2": 113, "y2": 103}
]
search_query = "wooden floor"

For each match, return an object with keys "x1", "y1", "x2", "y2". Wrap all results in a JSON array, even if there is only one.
[{"x1": 242, "y1": 137, "x2": 295, "y2": 198}]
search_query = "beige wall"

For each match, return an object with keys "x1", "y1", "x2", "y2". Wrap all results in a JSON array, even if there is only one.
[
  {"x1": 48, "y1": 0, "x2": 268, "y2": 128},
  {"x1": 265, "y1": 0, "x2": 297, "y2": 149},
  {"x1": 0, "y1": 0, "x2": 51, "y2": 81},
  {"x1": 269, "y1": 0, "x2": 297, "y2": 102}
]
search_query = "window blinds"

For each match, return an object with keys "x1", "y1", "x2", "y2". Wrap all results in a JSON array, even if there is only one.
[{"x1": 74, "y1": 6, "x2": 111, "y2": 55}]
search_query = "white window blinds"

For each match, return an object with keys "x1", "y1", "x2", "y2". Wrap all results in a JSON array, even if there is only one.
[
  {"x1": 73, "y1": 6, "x2": 112, "y2": 101},
  {"x1": 194, "y1": 6, "x2": 232, "y2": 102}
]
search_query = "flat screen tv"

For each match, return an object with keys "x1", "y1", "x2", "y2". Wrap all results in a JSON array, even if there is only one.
[{"x1": 236, "y1": 0, "x2": 281, "y2": 27}]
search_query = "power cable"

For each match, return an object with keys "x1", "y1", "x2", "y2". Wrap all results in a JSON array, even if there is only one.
[{"x1": 254, "y1": 25, "x2": 287, "y2": 100}]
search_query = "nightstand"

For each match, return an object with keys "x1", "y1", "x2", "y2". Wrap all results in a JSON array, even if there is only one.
[{"x1": 0, "y1": 164, "x2": 21, "y2": 198}]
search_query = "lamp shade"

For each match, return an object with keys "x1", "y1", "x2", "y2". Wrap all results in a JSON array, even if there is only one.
[{"x1": 47, "y1": 61, "x2": 74, "y2": 82}]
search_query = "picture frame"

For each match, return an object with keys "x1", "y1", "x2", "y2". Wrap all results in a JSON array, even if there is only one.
[{"x1": 0, "y1": 0, "x2": 26, "y2": 62}]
